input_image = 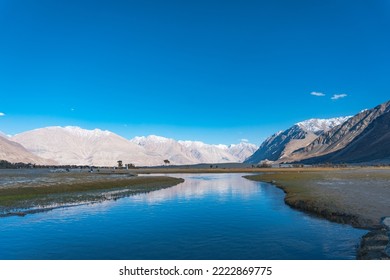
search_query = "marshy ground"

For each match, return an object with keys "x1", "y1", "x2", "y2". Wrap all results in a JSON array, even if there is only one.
[{"x1": 0, "y1": 169, "x2": 183, "y2": 216}]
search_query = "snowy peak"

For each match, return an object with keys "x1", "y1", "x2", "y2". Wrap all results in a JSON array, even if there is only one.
[
  {"x1": 178, "y1": 140, "x2": 208, "y2": 148},
  {"x1": 11, "y1": 126, "x2": 153, "y2": 166},
  {"x1": 10, "y1": 128, "x2": 258, "y2": 166},
  {"x1": 245, "y1": 116, "x2": 351, "y2": 164},
  {"x1": 14, "y1": 126, "x2": 114, "y2": 140},
  {"x1": 246, "y1": 100, "x2": 390, "y2": 164},
  {"x1": 297, "y1": 117, "x2": 351, "y2": 133},
  {"x1": 62, "y1": 126, "x2": 112, "y2": 138},
  {"x1": 131, "y1": 135, "x2": 174, "y2": 145},
  {"x1": 131, "y1": 135, "x2": 258, "y2": 163},
  {"x1": 227, "y1": 142, "x2": 259, "y2": 162}
]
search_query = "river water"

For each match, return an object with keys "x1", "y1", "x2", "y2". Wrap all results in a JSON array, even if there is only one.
[{"x1": 0, "y1": 173, "x2": 366, "y2": 259}]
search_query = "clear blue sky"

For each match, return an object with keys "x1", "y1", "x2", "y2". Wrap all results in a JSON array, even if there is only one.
[{"x1": 0, "y1": 0, "x2": 389, "y2": 144}]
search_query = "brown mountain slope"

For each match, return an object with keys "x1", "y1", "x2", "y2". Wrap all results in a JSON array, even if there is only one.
[
  {"x1": 300, "y1": 110, "x2": 390, "y2": 164},
  {"x1": 0, "y1": 135, "x2": 56, "y2": 165},
  {"x1": 290, "y1": 100, "x2": 390, "y2": 162}
]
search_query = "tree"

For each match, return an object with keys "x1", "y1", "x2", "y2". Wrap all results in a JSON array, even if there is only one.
[
  {"x1": 126, "y1": 163, "x2": 135, "y2": 169},
  {"x1": 117, "y1": 160, "x2": 123, "y2": 168},
  {"x1": 164, "y1": 159, "x2": 170, "y2": 165}
]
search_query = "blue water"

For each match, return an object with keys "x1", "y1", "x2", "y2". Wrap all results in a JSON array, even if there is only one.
[{"x1": 0, "y1": 173, "x2": 366, "y2": 260}]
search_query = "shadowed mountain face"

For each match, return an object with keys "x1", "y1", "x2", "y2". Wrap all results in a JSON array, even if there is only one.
[
  {"x1": 292, "y1": 101, "x2": 390, "y2": 162},
  {"x1": 301, "y1": 110, "x2": 390, "y2": 164},
  {"x1": 245, "y1": 125, "x2": 313, "y2": 163},
  {"x1": 246, "y1": 100, "x2": 390, "y2": 165},
  {"x1": 245, "y1": 117, "x2": 350, "y2": 164}
]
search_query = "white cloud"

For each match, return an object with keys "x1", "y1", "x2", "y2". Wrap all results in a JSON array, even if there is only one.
[
  {"x1": 0, "y1": 112, "x2": 5, "y2": 117},
  {"x1": 310, "y1": 92, "x2": 325, "y2": 97},
  {"x1": 331, "y1": 94, "x2": 348, "y2": 100},
  {"x1": 240, "y1": 138, "x2": 249, "y2": 143}
]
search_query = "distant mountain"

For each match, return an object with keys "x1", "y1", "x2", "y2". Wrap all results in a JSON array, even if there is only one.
[
  {"x1": 225, "y1": 142, "x2": 259, "y2": 162},
  {"x1": 12, "y1": 126, "x2": 162, "y2": 166},
  {"x1": 0, "y1": 134, "x2": 56, "y2": 165},
  {"x1": 297, "y1": 101, "x2": 390, "y2": 164},
  {"x1": 0, "y1": 131, "x2": 9, "y2": 138},
  {"x1": 11, "y1": 127, "x2": 258, "y2": 166},
  {"x1": 245, "y1": 117, "x2": 350, "y2": 164},
  {"x1": 131, "y1": 135, "x2": 258, "y2": 164},
  {"x1": 246, "y1": 100, "x2": 390, "y2": 165},
  {"x1": 130, "y1": 135, "x2": 200, "y2": 164}
]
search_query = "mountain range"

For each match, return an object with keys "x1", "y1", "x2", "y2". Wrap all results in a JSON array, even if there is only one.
[
  {"x1": 244, "y1": 117, "x2": 351, "y2": 164},
  {"x1": 246, "y1": 100, "x2": 390, "y2": 165},
  {"x1": 1, "y1": 100, "x2": 389, "y2": 166},
  {"x1": 6, "y1": 127, "x2": 257, "y2": 166}
]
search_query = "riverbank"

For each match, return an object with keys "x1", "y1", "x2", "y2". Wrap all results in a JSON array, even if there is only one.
[
  {"x1": 0, "y1": 170, "x2": 184, "y2": 217},
  {"x1": 244, "y1": 168, "x2": 390, "y2": 260}
]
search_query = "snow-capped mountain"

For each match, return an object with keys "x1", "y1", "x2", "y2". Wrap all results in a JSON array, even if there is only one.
[
  {"x1": 177, "y1": 140, "x2": 238, "y2": 163},
  {"x1": 246, "y1": 100, "x2": 390, "y2": 164},
  {"x1": 295, "y1": 100, "x2": 390, "y2": 163},
  {"x1": 225, "y1": 142, "x2": 259, "y2": 162},
  {"x1": 297, "y1": 117, "x2": 352, "y2": 133},
  {"x1": 12, "y1": 126, "x2": 162, "y2": 166},
  {"x1": 131, "y1": 135, "x2": 258, "y2": 164},
  {"x1": 11, "y1": 127, "x2": 258, "y2": 166},
  {"x1": 130, "y1": 135, "x2": 198, "y2": 164},
  {"x1": 245, "y1": 117, "x2": 351, "y2": 164}
]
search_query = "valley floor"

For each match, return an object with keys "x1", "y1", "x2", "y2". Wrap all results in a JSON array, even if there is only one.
[
  {"x1": 1, "y1": 166, "x2": 389, "y2": 259},
  {"x1": 0, "y1": 169, "x2": 183, "y2": 217}
]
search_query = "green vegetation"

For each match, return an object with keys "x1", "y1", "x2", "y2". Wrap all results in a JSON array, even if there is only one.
[
  {"x1": 0, "y1": 160, "x2": 34, "y2": 169},
  {"x1": 0, "y1": 175, "x2": 184, "y2": 216}
]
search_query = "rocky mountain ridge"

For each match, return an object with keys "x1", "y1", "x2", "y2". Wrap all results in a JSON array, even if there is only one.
[
  {"x1": 245, "y1": 117, "x2": 350, "y2": 164},
  {"x1": 246, "y1": 100, "x2": 390, "y2": 164}
]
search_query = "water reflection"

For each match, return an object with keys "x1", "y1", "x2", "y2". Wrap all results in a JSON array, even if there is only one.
[{"x1": 136, "y1": 174, "x2": 260, "y2": 204}]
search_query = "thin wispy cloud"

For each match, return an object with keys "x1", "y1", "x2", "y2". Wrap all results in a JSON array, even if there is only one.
[
  {"x1": 331, "y1": 94, "x2": 348, "y2": 100},
  {"x1": 310, "y1": 92, "x2": 325, "y2": 97},
  {"x1": 240, "y1": 138, "x2": 249, "y2": 143},
  {"x1": 0, "y1": 112, "x2": 5, "y2": 117}
]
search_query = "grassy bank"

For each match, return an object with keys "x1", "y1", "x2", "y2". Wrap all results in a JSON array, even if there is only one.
[{"x1": 0, "y1": 174, "x2": 184, "y2": 216}]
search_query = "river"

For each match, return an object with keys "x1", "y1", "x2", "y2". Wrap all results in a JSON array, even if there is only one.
[{"x1": 0, "y1": 173, "x2": 366, "y2": 259}]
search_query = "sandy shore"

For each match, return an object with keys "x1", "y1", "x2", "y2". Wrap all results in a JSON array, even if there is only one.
[{"x1": 244, "y1": 168, "x2": 390, "y2": 260}]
